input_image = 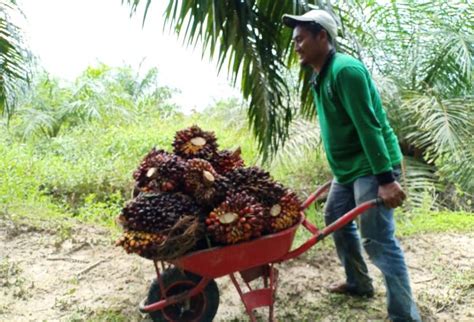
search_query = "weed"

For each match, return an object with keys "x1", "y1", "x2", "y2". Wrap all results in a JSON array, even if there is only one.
[
  {"x1": 88, "y1": 309, "x2": 129, "y2": 322},
  {"x1": 397, "y1": 210, "x2": 474, "y2": 237},
  {"x1": 0, "y1": 257, "x2": 28, "y2": 299}
]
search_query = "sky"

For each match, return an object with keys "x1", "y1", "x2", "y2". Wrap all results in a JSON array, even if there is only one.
[{"x1": 17, "y1": 0, "x2": 240, "y2": 112}]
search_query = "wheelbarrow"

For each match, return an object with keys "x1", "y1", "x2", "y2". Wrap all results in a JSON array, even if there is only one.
[{"x1": 138, "y1": 181, "x2": 383, "y2": 321}]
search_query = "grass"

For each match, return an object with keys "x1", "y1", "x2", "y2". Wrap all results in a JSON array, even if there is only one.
[
  {"x1": 1, "y1": 102, "x2": 472, "y2": 246},
  {"x1": 397, "y1": 210, "x2": 474, "y2": 236}
]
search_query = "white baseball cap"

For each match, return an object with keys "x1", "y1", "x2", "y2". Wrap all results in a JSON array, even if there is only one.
[{"x1": 282, "y1": 10, "x2": 338, "y2": 40}]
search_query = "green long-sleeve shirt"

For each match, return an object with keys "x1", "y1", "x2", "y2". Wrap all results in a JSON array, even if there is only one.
[{"x1": 311, "y1": 53, "x2": 402, "y2": 184}]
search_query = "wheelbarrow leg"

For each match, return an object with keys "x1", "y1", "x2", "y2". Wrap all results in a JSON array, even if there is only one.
[
  {"x1": 269, "y1": 264, "x2": 278, "y2": 321},
  {"x1": 153, "y1": 260, "x2": 167, "y2": 301},
  {"x1": 229, "y1": 264, "x2": 278, "y2": 322},
  {"x1": 230, "y1": 273, "x2": 258, "y2": 322}
]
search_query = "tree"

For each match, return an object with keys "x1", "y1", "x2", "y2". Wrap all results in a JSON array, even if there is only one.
[
  {"x1": 0, "y1": 0, "x2": 31, "y2": 123},
  {"x1": 18, "y1": 64, "x2": 177, "y2": 138}
]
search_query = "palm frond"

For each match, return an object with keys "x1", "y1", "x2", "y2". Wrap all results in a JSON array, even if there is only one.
[
  {"x1": 0, "y1": 0, "x2": 31, "y2": 122},
  {"x1": 266, "y1": 118, "x2": 320, "y2": 167},
  {"x1": 401, "y1": 92, "x2": 473, "y2": 158},
  {"x1": 437, "y1": 147, "x2": 474, "y2": 199},
  {"x1": 202, "y1": 97, "x2": 247, "y2": 131},
  {"x1": 21, "y1": 107, "x2": 61, "y2": 138},
  {"x1": 401, "y1": 157, "x2": 438, "y2": 210},
  {"x1": 348, "y1": 0, "x2": 474, "y2": 206}
]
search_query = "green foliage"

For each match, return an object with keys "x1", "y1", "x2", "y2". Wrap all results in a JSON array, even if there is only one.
[
  {"x1": 4, "y1": 0, "x2": 474, "y2": 223},
  {"x1": 397, "y1": 210, "x2": 474, "y2": 237},
  {"x1": 0, "y1": 0, "x2": 471, "y2": 214},
  {"x1": 1, "y1": 81, "x2": 472, "y2": 240},
  {"x1": 76, "y1": 192, "x2": 124, "y2": 227},
  {"x1": 0, "y1": 0, "x2": 31, "y2": 122},
  {"x1": 18, "y1": 74, "x2": 74, "y2": 138},
  {"x1": 15, "y1": 64, "x2": 177, "y2": 138}
]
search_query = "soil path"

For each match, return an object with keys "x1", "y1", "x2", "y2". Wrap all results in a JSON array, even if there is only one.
[{"x1": 1, "y1": 219, "x2": 473, "y2": 321}]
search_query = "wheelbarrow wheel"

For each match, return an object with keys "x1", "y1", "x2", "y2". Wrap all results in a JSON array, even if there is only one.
[{"x1": 145, "y1": 267, "x2": 219, "y2": 322}]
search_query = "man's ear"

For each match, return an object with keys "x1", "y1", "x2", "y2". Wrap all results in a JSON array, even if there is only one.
[{"x1": 319, "y1": 29, "x2": 329, "y2": 41}]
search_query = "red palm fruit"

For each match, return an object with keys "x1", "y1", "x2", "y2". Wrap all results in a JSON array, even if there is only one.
[
  {"x1": 184, "y1": 159, "x2": 229, "y2": 207},
  {"x1": 225, "y1": 166, "x2": 287, "y2": 206},
  {"x1": 265, "y1": 190, "x2": 302, "y2": 233},
  {"x1": 206, "y1": 192, "x2": 265, "y2": 244},
  {"x1": 133, "y1": 148, "x2": 186, "y2": 193},
  {"x1": 120, "y1": 193, "x2": 204, "y2": 233},
  {"x1": 172, "y1": 125, "x2": 218, "y2": 160},
  {"x1": 210, "y1": 147, "x2": 245, "y2": 174}
]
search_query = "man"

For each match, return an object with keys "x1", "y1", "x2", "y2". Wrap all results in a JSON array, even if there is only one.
[{"x1": 282, "y1": 9, "x2": 421, "y2": 322}]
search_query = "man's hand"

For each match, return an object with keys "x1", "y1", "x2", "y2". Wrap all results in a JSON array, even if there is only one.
[{"x1": 378, "y1": 181, "x2": 406, "y2": 208}]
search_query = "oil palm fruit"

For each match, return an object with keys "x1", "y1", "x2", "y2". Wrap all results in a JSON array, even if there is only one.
[
  {"x1": 184, "y1": 159, "x2": 219, "y2": 192},
  {"x1": 184, "y1": 158, "x2": 229, "y2": 207},
  {"x1": 133, "y1": 148, "x2": 168, "y2": 184},
  {"x1": 206, "y1": 192, "x2": 265, "y2": 244},
  {"x1": 115, "y1": 231, "x2": 166, "y2": 258},
  {"x1": 210, "y1": 147, "x2": 245, "y2": 174},
  {"x1": 265, "y1": 190, "x2": 302, "y2": 233},
  {"x1": 173, "y1": 125, "x2": 218, "y2": 160},
  {"x1": 225, "y1": 167, "x2": 286, "y2": 201},
  {"x1": 120, "y1": 193, "x2": 203, "y2": 233},
  {"x1": 225, "y1": 167, "x2": 272, "y2": 190},
  {"x1": 133, "y1": 148, "x2": 186, "y2": 193}
]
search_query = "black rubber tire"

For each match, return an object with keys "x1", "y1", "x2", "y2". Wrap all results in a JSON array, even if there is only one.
[{"x1": 145, "y1": 268, "x2": 219, "y2": 322}]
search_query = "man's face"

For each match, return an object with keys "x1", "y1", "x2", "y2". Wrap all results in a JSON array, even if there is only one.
[{"x1": 292, "y1": 25, "x2": 323, "y2": 67}]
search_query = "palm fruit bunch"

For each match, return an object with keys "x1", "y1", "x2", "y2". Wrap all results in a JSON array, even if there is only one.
[
  {"x1": 206, "y1": 192, "x2": 265, "y2": 244},
  {"x1": 225, "y1": 167, "x2": 283, "y2": 197},
  {"x1": 264, "y1": 190, "x2": 302, "y2": 233},
  {"x1": 173, "y1": 125, "x2": 218, "y2": 160},
  {"x1": 133, "y1": 148, "x2": 186, "y2": 193},
  {"x1": 115, "y1": 231, "x2": 166, "y2": 259},
  {"x1": 119, "y1": 193, "x2": 204, "y2": 233},
  {"x1": 183, "y1": 158, "x2": 230, "y2": 207},
  {"x1": 209, "y1": 147, "x2": 245, "y2": 175},
  {"x1": 225, "y1": 167, "x2": 302, "y2": 233}
]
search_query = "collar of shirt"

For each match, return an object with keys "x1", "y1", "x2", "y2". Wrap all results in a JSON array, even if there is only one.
[{"x1": 311, "y1": 48, "x2": 336, "y2": 95}]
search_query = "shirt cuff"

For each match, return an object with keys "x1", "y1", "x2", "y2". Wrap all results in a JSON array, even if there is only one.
[{"x1": 375, "y1": 170, "x2": 395, "y2": 185}]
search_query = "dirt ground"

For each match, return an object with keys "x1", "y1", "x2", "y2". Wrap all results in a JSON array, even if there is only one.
[{"x1": 1, "y1": 217, "x2": 473, "y2": 322}]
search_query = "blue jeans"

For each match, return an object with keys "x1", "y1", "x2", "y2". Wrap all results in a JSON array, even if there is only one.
[{"x1": 324, "y1": 170, "x2": 421, "y2": 322}]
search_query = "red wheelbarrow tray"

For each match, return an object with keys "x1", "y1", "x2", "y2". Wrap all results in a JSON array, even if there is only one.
[
  {"x1": 170, "y1": 214, "x2": 302, "y2": 278},
  {"x1": 170, "y1": 181, "x2": 381, "y2": 278}
]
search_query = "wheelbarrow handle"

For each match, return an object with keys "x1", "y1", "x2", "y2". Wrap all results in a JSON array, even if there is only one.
[
  {"x1": 300, "y1": 180, "x2": 332, "y2": 211},
  {"x1": 278, "y1": 197, "x2": 384, "y2": 262}
]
